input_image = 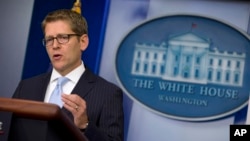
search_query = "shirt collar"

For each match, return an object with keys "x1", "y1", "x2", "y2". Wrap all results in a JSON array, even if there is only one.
[{"x1": 50, "y1": 61, "x2": 85, "y2": 83}]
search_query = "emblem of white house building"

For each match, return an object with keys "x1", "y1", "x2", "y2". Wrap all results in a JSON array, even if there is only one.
[{"x1": 115, "y1": 15, "x2": 250, "y2": 121}]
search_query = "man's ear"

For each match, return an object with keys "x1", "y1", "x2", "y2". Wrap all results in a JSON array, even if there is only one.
[{"x1": 80, "y1": 34, "x2": 89, "y2": 51}]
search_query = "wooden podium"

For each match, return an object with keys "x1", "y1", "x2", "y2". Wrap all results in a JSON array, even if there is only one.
[{"x1": 0, "y1": 97, "x2": 88, "y2": 141}]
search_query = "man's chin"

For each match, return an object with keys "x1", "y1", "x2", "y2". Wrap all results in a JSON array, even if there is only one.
[{"x1": 53, "y1": 64, "x2": 65, "y2": 72}]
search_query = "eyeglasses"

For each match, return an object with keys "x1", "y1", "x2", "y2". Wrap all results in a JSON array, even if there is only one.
[{"x1": 42, "y1": 34, "x2": 80, "y2": 47}]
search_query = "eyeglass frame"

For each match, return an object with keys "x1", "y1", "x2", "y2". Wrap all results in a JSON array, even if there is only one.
[{"x1": 42, "y1": 34, "x2": 80, "y2": 47}]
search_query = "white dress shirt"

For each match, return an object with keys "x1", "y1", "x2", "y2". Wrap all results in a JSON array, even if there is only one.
[{"x1": 44, "y1": 61, "x2": 85, "y2": 103}]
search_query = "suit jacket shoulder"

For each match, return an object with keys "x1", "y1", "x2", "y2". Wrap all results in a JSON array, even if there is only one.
[{"x1": 12, "y1": 72, "x2": 51, "y2": 101}]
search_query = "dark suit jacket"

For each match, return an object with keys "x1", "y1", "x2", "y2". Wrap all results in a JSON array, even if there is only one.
[{"x1": 8, "y1": 68, "x2": 124, "y2": 141}]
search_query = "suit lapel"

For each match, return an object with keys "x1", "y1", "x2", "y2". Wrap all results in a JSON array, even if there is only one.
[
  {"x1": 37, "y1": 73, "x2": 52, "y2": 101},
  {"x1": 71, "y1": 68, "x2": 95, "y2": 98},
  {"x1": 37, "y1": 73, "x2": 52, "y2": 138},
  {"x1": 62, "y1": 68, "x2": 96, "y2": 118}
]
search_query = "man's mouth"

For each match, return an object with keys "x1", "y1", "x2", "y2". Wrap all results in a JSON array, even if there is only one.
[{"x1": 53, "y1": 54, "x2": 62, "y2": 60}]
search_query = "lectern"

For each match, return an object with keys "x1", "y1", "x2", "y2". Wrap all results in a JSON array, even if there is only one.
[{"x1": 0, "y1": 97, "x2": 88, "y2": 141}]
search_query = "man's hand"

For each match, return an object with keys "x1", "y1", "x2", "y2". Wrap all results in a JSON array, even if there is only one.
[{"x1": 62, "y1": 94, "x2": 89, "y2": 129}]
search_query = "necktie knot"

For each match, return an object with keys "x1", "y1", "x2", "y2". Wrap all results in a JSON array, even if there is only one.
[
  {"x1": 57, "y1": 77, "x2": 69, "y2": 87},
  {"x1": 49, "y1": 77, "x2": 69, "y2": 107}
]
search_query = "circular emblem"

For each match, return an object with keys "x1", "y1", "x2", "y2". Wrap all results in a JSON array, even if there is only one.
[{"x1": 115, "y1": 14, "x2": 250, "y2": 121}]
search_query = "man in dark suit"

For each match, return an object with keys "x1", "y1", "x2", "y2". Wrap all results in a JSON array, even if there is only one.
[{"x1": 8, "y1": 9, "x2": 124, "y2": 141}]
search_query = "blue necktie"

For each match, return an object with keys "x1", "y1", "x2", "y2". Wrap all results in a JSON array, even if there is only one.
[{"x1": 49, "y1": 77, "x2": 69, "y2": 107}]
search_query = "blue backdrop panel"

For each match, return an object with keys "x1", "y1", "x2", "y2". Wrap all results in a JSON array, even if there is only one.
[{"x1": 22, "y1": 0, "x2": 110, "y2": 79}]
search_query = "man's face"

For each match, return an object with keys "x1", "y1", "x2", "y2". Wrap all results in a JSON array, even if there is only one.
[{"x1": 44, "y1": 20, "x2": 88, "y2": 75}]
